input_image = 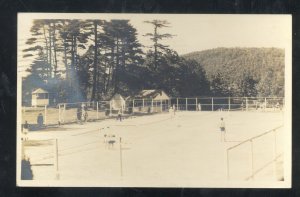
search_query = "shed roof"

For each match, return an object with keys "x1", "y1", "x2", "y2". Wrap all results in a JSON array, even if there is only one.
[
  {"x1": 110, "y1": 93, "x2": 125, "y2": 101},
  {"x1": 32, "y1": 88, "x2": 48, "y2": 94},
  {"x1": 135, "y1": 89, "x2": 168, "y2": 99}
]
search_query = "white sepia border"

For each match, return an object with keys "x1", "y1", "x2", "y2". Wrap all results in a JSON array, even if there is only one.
[{"x1": 17, "y1": 13, "x2": 292, "y2": 188}]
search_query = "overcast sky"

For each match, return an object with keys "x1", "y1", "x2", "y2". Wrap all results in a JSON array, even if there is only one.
[{"x1": 18, "y1": 13, "x2": 291, "y2": 75}]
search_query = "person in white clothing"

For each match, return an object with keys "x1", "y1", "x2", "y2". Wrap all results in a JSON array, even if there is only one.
[{"x1": 219, "y1": 117, "x2": 226, "y2": 142}]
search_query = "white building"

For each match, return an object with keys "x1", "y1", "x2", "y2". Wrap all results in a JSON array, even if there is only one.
[
  {"x1": 31, "y1": 88, "x2": 49, "y2": 107},
  {"x1": 130, "y1": 89, "x2": 170, "y2": 113},
  {"x1": 134, "y1": 89, "x2": 170, "y2": 100},
  {"x1": 109, "y1": 93, "x2": 126, "y2": 112}
]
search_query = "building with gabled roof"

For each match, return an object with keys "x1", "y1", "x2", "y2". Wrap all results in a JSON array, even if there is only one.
[
  {"x1": 128, "y1": 89, "x2": 170, "y2": 113},
  {"x1": 134, "y1": 89, "x2": 170, "y2": 100},
  {"x1": 31, "y1": 88, "x2": 50, "y2": 107},
  {"x1": 109, "y1": 93, "x2": 126, "y2": 112}
]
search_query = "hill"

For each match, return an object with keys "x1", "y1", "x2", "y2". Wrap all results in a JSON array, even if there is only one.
[{"x1": 182, "y1": 47, "x2": 285, "y2": 97}]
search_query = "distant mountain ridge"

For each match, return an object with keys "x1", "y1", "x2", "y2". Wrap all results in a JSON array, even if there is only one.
[{"x1": 182, "y1": 47, "x2": 284, "y2": 97}]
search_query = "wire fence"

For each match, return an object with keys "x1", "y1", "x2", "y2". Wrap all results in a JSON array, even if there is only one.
[
  {"x1": 170, "y1": 97, "x2": 284, "y2": 111},
  {"x1": 226, "y1": 125, "x2": 284, "y2": 181},
  {"x1": 21, "y1": 97, "x2": 284, "y2": 127},
  {"x1": 21, "y1": 138, "x2": 59, "y2": 180},
  {"x1": 22, "y1": 128, "x2": 128, "y2": 179}
]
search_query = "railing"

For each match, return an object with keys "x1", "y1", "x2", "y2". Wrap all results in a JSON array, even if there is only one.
[
  {"x1": 226, "y1": 125, "x2": 283, "y2": 181},
  {"x1": 170, "y1": 97, "x2": 284, "y2": 111},
  {"x1": 21, "y1": 97, "x2": 284, "y2": 127}
]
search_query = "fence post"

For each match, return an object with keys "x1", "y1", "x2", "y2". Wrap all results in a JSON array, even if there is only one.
[
  {"x1": 160, "y1": 100, "x2": 163, "y2": 112},
  {"x1": 142, "y1": 99, "x2": 145, "y2": 111},
  {"x1": 151, "y1": 99, "x2": 153, "y2": 113},
  {"x1": 196, "y1": 98, "x2": 198, "y2": 111},
  {"x1": 177, "y1": 98, "x2": 179, "y2": 111},
  {"x1": 246, "y1": 97, "x2": 248, "y2": 111},
  {"x1": 96, "y1": 101, "x2": 99, "y2": 119},
  {"x1": 265, "y1": 97, "x2": 267, "y2": 111},
  {"x1": 110, "y1": 101, "x2": 112, "y2": 116},
  {"x1": 212, "y1": 97, "x2": 214, "y2": 111},
  {"x1": 186, "y1": 98, "x2": 188, "y2": 111},
  {"x1": 22, "y1": 108, "x2": 26, "y2": 130},
  {"x1": 44, "y1": 105, "x2": 47, "y2": 125},
  {"x1": 132, "y1": 99, "x2": 135, "y2": 114},
  {"x1": 228, "y1": 97, "x2": 231, "y2": 111}
]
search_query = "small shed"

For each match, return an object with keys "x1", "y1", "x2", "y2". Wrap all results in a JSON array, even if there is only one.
[
  {"x1": 31, "y1": 88, "x2": 49, "y2": 107},
  {"x1": 109, "y1": 93, "x2": 126, "y2": 112},
  {"x1": 130, "y1": 89, "x2": 170, "y2": 113}
]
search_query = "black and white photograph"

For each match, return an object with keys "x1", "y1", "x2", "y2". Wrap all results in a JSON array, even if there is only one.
[{"x1": 17, "y1": 13, "x2": 291, "y2": 187}]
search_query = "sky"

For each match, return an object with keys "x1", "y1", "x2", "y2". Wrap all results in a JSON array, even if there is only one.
[{"x1": 17, "y1": 13, "x2": 291, "y2": 75}]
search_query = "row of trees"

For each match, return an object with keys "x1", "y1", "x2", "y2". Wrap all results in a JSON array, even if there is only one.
[
  {"x1": 22, "y1": 19, "x2": 284, "y2": 105},
  {"x1": 22, "y1": 19, "x2": 210, "y2": 104}
]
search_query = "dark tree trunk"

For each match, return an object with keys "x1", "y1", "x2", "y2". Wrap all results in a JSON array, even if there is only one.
[
  {"x1": 114, "y1": 38, "x2": 120, "y2": 93},
  {"x1": 42, "y1": 25, "x2": 49, "y2": 78},
  {"x1": 63, "y1": 38, "x2": 68, "y2": 80},
  {"x1": 154, "y1": 25, "x2": 158, "y2": 70},
  {"x1": 52, "y1": 23, "x2": 58, "y2": 78},
  {"x1": 48, "y1": 27, "x2": 53, "y2": 78},
  {"x1": 109, "y1": 45, "x2": 115, "y2": 94},
  {"x1": 91, "y1": 22, "x2": 98, "y2": 101}
]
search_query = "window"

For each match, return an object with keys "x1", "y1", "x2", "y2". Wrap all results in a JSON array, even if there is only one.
[{"x1": 37, "y1": 93, "x2": 48, "y2": 99}]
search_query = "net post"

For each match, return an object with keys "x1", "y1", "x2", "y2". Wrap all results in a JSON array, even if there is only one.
[
  {"x1": 119, "y1": 137, "x2": 123, "y2": 177},
  {"x1": 228, "y1": 97, "x2": 231, "y2": 111},
  {"x1": 142, "y1": 99, "x2": 145, "y2": 111},
  {"x1": 58, "y1": 104, "x2": 61, "y2": 123},
  {"x1": 250, "y1": 139, "x2": 254, "y2": 180},
  {"x1": 196, "y1": 98, "x2": 198, "y2": 111},
  {"x1": 96, "y1": 101, "x2": 99, "y2": 119},
  {"x1": 160, "y1": 100, "x2": 163, "y2": 112},
  {"x1": 176, "y1": 98, "x2": 179, "y2": 111},
  {"x1": 63, "y1": 103, "x2": 66, "y2": 123},
  {"x1": 212, "y1": 97, "x2": 214, "y2": 111},
  {"x1": 54, "y1": 138, "x2": 59, "y2": 180},
  {"x1": 44, "y1": 105, "x2": 47, "y2": 125},
  {"x1": 110, "y1": 101, "x2": 112, "y2": 116},
  {"x1": 227, "y1": 149, "x2": 230, "y2": 180},
  {"x1": 273, "y1": 129, "x2": 277, "y2": 180},
  {"x1": 246, "y1": 97, "x2": 248, "y2": 111}
]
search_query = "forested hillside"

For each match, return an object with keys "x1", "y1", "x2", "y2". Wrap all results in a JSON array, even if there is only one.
[{"x1": 183, "y1": 48, "x2": 285, "y2": 97}]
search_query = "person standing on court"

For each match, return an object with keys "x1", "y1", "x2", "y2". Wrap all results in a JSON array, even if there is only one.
[
  {"x1": 219, "y1": 117, "x2": 226, "y2": 142},
  {"x1": 37, "y1": 113, "x2": 44, "y2": 128},
  {"x1": 198, "y1": 103, "x2": 201, "y2": 111},
  {"x1": 117, "y1": 109, "x2": 122, "y2": 122},
  {"x1": 169, "y1": 105, "x2": 174, "y2": 118},
  {"x1": 83, "y1": 105, "x2": 88, "y2": 122},
  {"x1": 77, "y1": 105, "x2": 82, "y2": 123},
  {"x1": 172, "y1": 104, "x2": 176, "y2": 115}
]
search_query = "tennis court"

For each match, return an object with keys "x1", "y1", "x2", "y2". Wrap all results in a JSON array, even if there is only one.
[{"x1": 21, "y1": 110, "x2": 285, "y2": 186}]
